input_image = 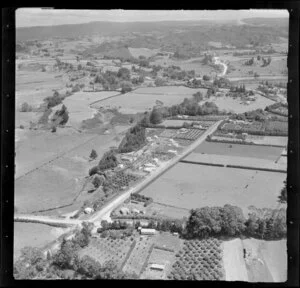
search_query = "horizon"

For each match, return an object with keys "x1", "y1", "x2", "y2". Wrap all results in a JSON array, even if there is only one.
[{"x1": 16, "y1": 9, "x2": 289, "y2": 28}]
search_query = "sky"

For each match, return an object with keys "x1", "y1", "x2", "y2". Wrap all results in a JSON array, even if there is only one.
[{"x1": 16, "y1": 9, "x2": 289, "y2": 28}]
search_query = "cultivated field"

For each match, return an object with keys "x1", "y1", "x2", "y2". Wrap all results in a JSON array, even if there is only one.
[
  {"x1": 222, "y1": 238, "x2": 287, "y2": 282},
  {"x1": 168, "y1": 238, "x2": 224, "y2": 280},
  {"x1": 78, "y1": 237, "x2": 134, "y2": 268},
  {"x1": 128, "y1": 47, "x2": 159, "y2": 58},
  {"x1": 194, "y1": 141, "x2": 283, "y2": 161},
  {"x1": 122, "y1": 235, "x2": 156, "y2": 276},
  {"x1": 140, "y1": 163, "x2": 286, "y2": 216}
]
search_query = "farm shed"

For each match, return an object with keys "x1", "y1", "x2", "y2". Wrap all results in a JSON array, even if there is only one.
[
  {"x1": 140, "y1": 228, "x2": 156, "y2": 235},
  {"x1": 150, "y1": 264, "x2": 165, "y2": 271},
  {"x1": 84, "y1": 207, "x2": 94, "y2": 214}
]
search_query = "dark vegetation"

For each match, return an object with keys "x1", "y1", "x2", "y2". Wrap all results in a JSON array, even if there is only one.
[
  {"x1": 130, "y1": 193, "x2": 153, "y2": 207},
  {"x1": 118, "y1": 124, "x2": 146, "y2": 153}
]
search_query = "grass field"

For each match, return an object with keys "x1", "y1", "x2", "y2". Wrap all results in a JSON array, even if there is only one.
[
  {"x1": 49, "y1": 90, "x2": 120, "y2": 128},
  {"x1": 91, "y1": 86, "x2": 207, "y2": 114},
  {"x1": 16, "y1": 70, "x2": 66, "y2": 108},
  {"x1": 15, "y1": 127, "x2": 129, "y2": 214},
  {"x1": 128, "y1": 47, "x2": 159, "y2": 58},
  {"x1": 140, "y1": 163, "x2": 286, "y2": 215},
  {"x1": 14, "y1": 222, "x2": 68, "y2": 260},
  {"x1": 245, "y1": 135, "x2": 288, "y2": 146},
  {"x1": 204, "y1": 94, "x2": 274, "y2": 113},
  {"x1": 194, "y1": 141, "x2": 283, "y2": 161}
]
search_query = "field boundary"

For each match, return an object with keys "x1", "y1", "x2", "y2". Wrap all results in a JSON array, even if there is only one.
[
  {"x1": 207, "y1": 138, "x2": 286, "y2": 148},
  {"x1": 120, "y1": 239, "x2": 137, "y2": 271},
  {"x1": 139, "y1": 243, "x2": 155, "y2": 277}
]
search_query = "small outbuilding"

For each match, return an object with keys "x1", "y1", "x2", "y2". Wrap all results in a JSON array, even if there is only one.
[
  {"x1": 150, "y1": 264, "x2": 165, "y2": 271},
  {"x1": 84, "y1": 207, "x2": 94, "y2": 214},
  {"x1": 140, "y1": 228, "x2": 156, "y2": 235}
]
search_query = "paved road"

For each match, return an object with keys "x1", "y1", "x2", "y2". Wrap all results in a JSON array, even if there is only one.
[
  {"x1": 88, "y1": 120, "x2": 223, "y2": 223},
  {"x1": 14, "y1": 120, "x2": 222, "y2": 228}
]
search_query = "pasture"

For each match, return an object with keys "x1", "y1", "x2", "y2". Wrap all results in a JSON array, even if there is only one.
[
  {"x1": 245, "y1": 135, "x2": 288, "y2": 146},
  {"x1": 205, "y1": 94, "x2": 274, "y2": 113},
  {"x1": 16, "y1": 70, "x2": 66, "y2": 108},
  {"x1": 224, "y1": 55, "x2": 287, "y2": 78},
  {"x1": 15, "y1": 128, "x2": 128, "y2": 214},
  {"x1": 14, "y1": 222, "x2": 67, "y2": 260},
  {"x1": 194, "y1": 141, "x2": 283, "y2": 161},
  {"x1": 49, "y1": 90, "x2": 121, "y2": 128},
  {"x1": 140, "y1": 163, "x2": 286, "y2": 215},
  {"x1": 91, "y1": 86, "x2": 207, "y2": 114}
]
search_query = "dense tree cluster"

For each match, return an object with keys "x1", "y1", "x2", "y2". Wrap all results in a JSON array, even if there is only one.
[
  {"x1": 202, "y1": 53, "x2": 214, "y2": 65},
  {"x1": 261, "y1": 56, "x2": 272, "y2": 67},
  {"x1": 278, "y1": 180, "x2": 287, "y2": 204},
  {"x1": 44, "y1": 91, "x2": 63, "y2": 108},
  {"x1": 20, "y1": 102, "x2": 33, "y2": 112},
  {"x1": 244, "y1": 57, "x2": 254, "y2": 66},
  {"x1": 162, "y1": 66, "x2": 195, "y2": 81},
  {"x1": 120, "y1": 81, "x2": 133, "y2": 94},
  {"x1": 149, "y1": 107, "x2": 163, "y2": 124},
  {"x1": 213, "y1": 77, "x2": 232, "y2": 88},
  {"x1": 98, "y1": 149, "x2": 118, "y2": 171},
  {"x1": 130, "y1": 193, "x2": 153, "y2": 207},
  {"x1": 118, "y1": 124, "x2": 146, "y2": 153},
  {"x1": 51, "y1": 104, "x2": 69, "y2": 126},
  {"x1": 185, "y1": 205, "x2": 286, "y2": 240},
  {"x1": 185, "y1": 205, "x2": 246, "y2": 238},
  {"x1": 230, "y1": 84, "x2": 246, "y2": 93},
  {"x1": 89, "y1": 149, "x2": 98, "y2": 160},
  {"x1": 230, "y1": 108, "x2": 267, "y2": 122},
  {"x1": 168, "y1": 98, "x2": 220, "y2": 117}
]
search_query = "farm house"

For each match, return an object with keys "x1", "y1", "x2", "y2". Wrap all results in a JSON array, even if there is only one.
[{"x1": 140, "y1": 228, "x2": 156, "y2": 235}]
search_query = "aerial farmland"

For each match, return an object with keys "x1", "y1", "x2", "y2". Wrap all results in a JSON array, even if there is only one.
[{"x1": 13, "y1": 9, "x2": 289, "y2": 282}]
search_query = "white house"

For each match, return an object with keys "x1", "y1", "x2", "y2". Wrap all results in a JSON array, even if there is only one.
[
  {"x1": 84, "y1": 207, "x2": 94, "y2": 214},
  {"x1": 140, "y1": 228, "x2": 156, "y2": 235}
]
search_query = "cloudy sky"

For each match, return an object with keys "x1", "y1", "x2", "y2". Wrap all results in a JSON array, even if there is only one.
[{"x1": 16, "y1": 9, "x2": 289, "y2": 28}]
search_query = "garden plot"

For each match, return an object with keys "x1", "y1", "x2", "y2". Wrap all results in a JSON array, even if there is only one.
[
  {"x1": 168, "y1": 238, "x2": 224, "y2": 280},
  {"x1": 204, "y1": 94, "x2": 274, "y2": 113},
  {"x1": 78, "y1": 237, "x2": 134, "y2": 268},
  {"x1": 122, "y1": 235, "x2": 157, "y2": 276},
  {"x1": 91, "y1": 86, "x2": 207, "y2": 114},
  {"x1": 194, "y1": 141, "x2": 283, "y2": 161},
  {"x1": 140, "y1": 163, "x2": 286, "y2": 215},
  {"x1": 146, "y1": 203, "x2": 190, "y2": 219},
  {"x1": 174, "y1": 129, "x2": 204, "y2": 141}
]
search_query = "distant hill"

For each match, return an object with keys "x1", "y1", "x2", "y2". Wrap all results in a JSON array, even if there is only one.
[
  {"x1": 16, "y1": 20, "x2": 218, "y2": 42},
  {"x1": 241, "y1": 17, "x2": 289, "y2": 27}
]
